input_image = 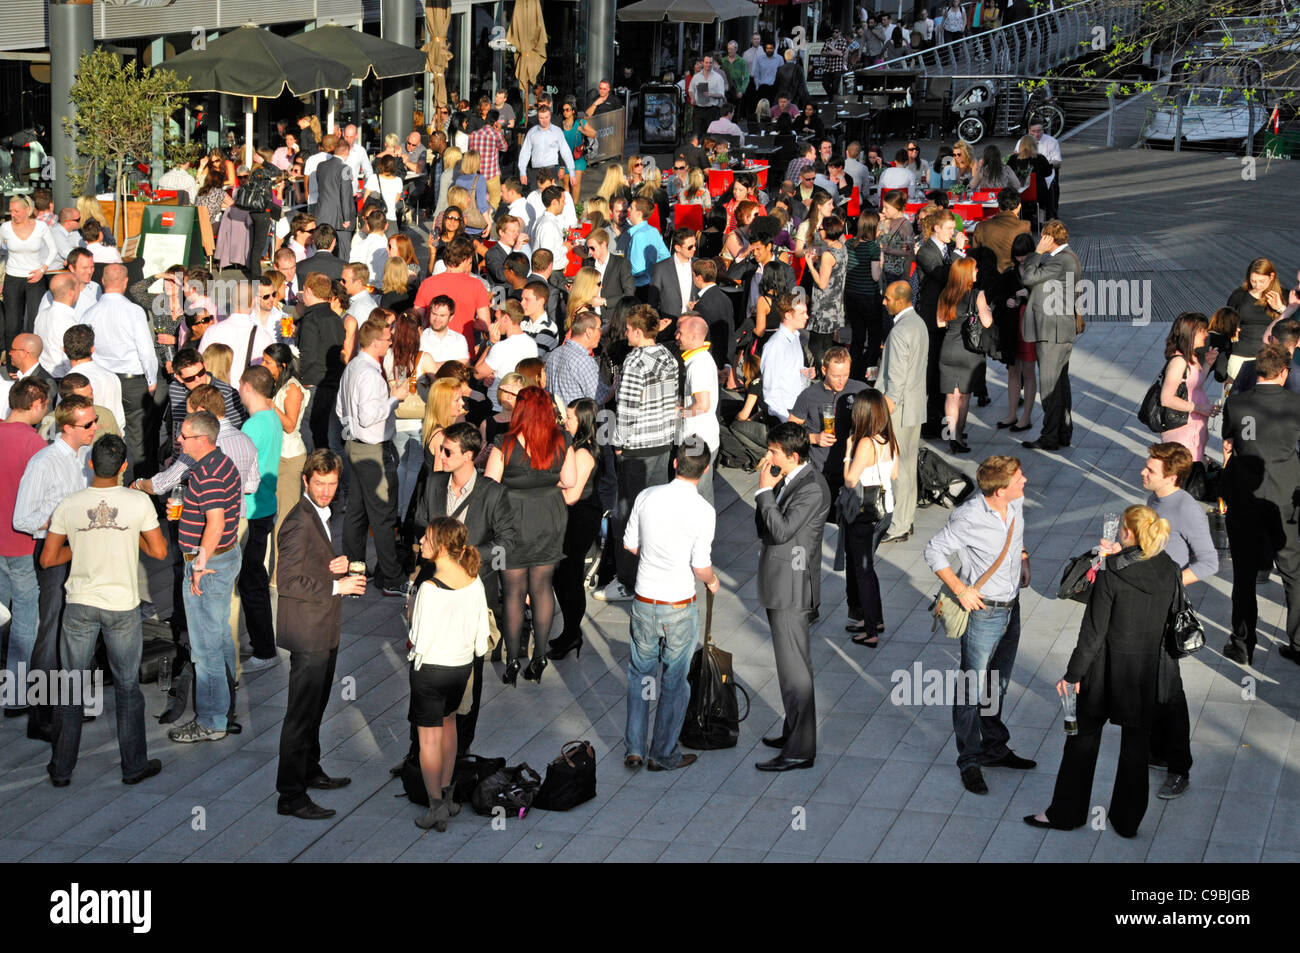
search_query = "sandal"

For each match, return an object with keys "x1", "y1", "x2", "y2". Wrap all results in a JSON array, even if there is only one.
[{"x1": 851, "y1": 632, "x2": 879, "y2": 648}]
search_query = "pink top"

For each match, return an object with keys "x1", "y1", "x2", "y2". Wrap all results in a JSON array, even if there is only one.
[{"x1": 0, "y1": 420, "x2": 49, "y2": 556}]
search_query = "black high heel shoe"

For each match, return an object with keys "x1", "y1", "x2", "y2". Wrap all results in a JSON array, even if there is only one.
[
  {"x1": 502, "y1": 660, "x2": 520, "y2": 686},
  {"x1": 522, "y1": 658, "x2": 548, "y2": 682},
  {"x1": 546, "y1": 635, "x2": 583, "y2": 660}
]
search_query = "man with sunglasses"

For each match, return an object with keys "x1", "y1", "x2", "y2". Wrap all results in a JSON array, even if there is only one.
[
  {"x1": 286, "y1": 213, "x2": 317, "y2": 263},
  {"x1": 165, "y1": 349, "x2": 244, "y2": 455},
  {"x1": 50, "y1": 207, "x2": 85, "y2": 269},
  {"x1": 649, "y1": 229, "x2": 697, "y2": 328},
  {"x1": 197, "y1": 282, "x2": 276, "y2": 385}
]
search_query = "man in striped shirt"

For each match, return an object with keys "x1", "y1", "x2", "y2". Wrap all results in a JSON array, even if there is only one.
[
  {"x1": 466, "y1": 112, "x2": 509, "y2": 211},
  {"x1": 167, "y1": 410, "x2": 243, "y2": 745}
]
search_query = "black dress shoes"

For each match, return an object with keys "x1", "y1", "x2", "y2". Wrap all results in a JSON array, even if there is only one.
[
  {"x1": 960, "y1": 765, "x2": 988, "y2": 794},
  {"x1": 1023, "y1": 814, "x2": 1077, "y2": 830},
  {"x1": 47, "y1": 765, "x2": 69, "y2": 788},
  {"x1": 278, "y1": 799, "x2": 336, "y2": 820},
  {"x1": 308, "y1": 774, "x2": 351, "y2": 790},
  {"x1": 1022, "y1": 439, "x2": 1060, "y2": 452},
  {"x1": 982, "y1": 751, "x2": 1037, "y2": 770},
  {"x1": 755, "y1": 756, "x2": 814, "y2": 772},
  {"x1": 1222, "y1": 641, "x2": 1249, "y2": 664},
  {"x1": 880, "y1": 527, "x2": 913, "y2": 544},
  {"x1": 122, "y1": 759, "x2": 163, "y2": 785},
  {"x1": 1008, "y1": 422, "x2": 1032, "y2": 433},
  {"x1": 1278, "y1": 644, "x2": 1300, "y2": 664},
  {"x1": 761, "y1": 735, "x2": 788, "y2": 749}
]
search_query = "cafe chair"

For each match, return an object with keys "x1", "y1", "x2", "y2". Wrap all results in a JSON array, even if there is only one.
[
  {"x1": 707, "y1": 168, "x2": 735, "y2": 199},
  {"x1": 1019, "y1": 173, "x2": 1044, "y2": 232},
  {"x1": 674, "y1": 203, "x2": 705, "y2": 233},
  {"x1": 846, "y1": 186, "x2": 861, "y2": 219}
]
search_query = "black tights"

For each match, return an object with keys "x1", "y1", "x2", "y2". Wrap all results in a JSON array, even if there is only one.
[{"x1": 502, "y1": 564, "x2": 557, "y2": 663}]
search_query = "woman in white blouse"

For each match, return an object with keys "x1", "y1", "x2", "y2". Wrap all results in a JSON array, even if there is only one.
[
  {"x1": 0, "y1": 194, "x2": 59, "y2": 363},
  {"x1": 407, "y1": 517, "x2": 489, "y2": 831}
]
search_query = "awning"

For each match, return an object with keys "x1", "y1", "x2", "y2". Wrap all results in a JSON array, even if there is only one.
[{"x1": 164, "y1": 24, "x2": 355, "y2": 98}]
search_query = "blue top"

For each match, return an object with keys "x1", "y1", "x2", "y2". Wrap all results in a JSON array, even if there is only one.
[
  {"x1": 625, "y1": 221, "x2": 669, "y2": 286},
  {"x1": 453, "y1": 172, "x2": 490, "y2": 235}
]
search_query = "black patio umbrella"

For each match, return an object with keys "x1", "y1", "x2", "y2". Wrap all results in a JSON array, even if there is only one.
[
  {"x1": 289, "y1": 24, "x2": 428, "y2": 82},
  {"x1": 164, "y1": 24, "x2": 355, "y2": 98}
]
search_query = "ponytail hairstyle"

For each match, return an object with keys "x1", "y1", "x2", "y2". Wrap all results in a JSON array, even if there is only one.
[
  {"x1": 1123, "y1": 504, "x2": 1170, "y2": 560},
  {"x1": 425, "y1": 517, "x2": 481, "y2": 577}
]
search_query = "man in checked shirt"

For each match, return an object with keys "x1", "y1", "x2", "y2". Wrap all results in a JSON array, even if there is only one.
[
  {"x1": 593, "y1": 304, "x2": 680, "y2": 604},
  {"x1": 467, "y1": 110, "x2": 510, "y2": 212}
]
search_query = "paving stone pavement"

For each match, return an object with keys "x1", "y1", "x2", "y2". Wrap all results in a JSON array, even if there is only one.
[{"x1": 3, "y1": 149, "x2": 1299, "y2": 862}]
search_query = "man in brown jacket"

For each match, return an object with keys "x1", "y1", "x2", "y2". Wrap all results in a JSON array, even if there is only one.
[
  {"x1": 972, "y1": 187, "x2": 1032, "y2": 275},
  {"x1": 274, "y1": 450, "x2": 367, "y2": 820}
]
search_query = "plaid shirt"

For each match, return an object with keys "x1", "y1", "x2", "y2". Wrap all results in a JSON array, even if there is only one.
[
  {"x1": 784, "y1": 156, "x2": 813, "y2": 185},
  {"x1": 546, "y1": 338, "x2": 608, "y2": 408},
  {"x1": 466, "y1": 125, "x2": 509, "y2": 181},
  {"x1": 614, "y1": 344, "x2": 679, "y2": 451}
]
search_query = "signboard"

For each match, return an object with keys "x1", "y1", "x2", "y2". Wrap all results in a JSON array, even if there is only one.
[
  {"x1": 640, "y1": 85, "x2": 680, "y2": 147},
  {"x1": 138, "y1": 204, "x2": 204, "y2": 275},
  {"x1": 585, "y1": 107, "x2": 626, "y2": 166}
]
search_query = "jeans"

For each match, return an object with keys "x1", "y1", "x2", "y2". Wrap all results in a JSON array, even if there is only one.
[
  {"x1": 625, "y1": 598, "x2": 699, "y2": 767},
  {"x1": 952, "y1": 600, "x2": 1020, "y2": 770},
  {"x1": 50, "y1": 603, "x2": 149, "y2": 780},
  {"x1": 182, "y1": 545, "x2": 241, "y2": 731},
  {"x1": 393, "y1": 427, "x2": 423, "y2": 521},
  {"x1": 0, "y1": 552, "x2": 39, "y2": 678}
]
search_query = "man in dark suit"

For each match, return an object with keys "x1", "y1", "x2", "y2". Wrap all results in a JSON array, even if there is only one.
[
  {"x1": 744, "y1": 223, "x2": 795, "y2": 350},
  {"x1": 274, "y1": 450, "x2": 366, "y2": 820},
  {"x1": 691, "y1": 259, "x2": 734, "y2": 367},
  {"x1": 972, "y1": 188, "x2": 1032, "y2": 276},
  {"x1": 295, "y1": 273, "x2": 347, "y2": 452},
  {"x1": 312, "y1": 135, "x2": 355, "y2": 260},
  {"x1": 915, "y1": 211, "x2": 960, "y2": 436},
  {"x1": 649, "y1": 228, "x2": 696, "y2": 326},
  {"x1": 414, "y1": 422, "x2": 516, "y2": 750},
  {"x1": 1019, "y1": 219, "x2": 1082, "y2": 451},
  {"x1": 582, "y1": 227, "x2": 634, "y2": 321},
  {"x1": 754, "y1": 423, "x2": 830, "y2": 771},
  {"x1": 1222, "y1": 344, "x2": 1300, "y2": 665},
  {"x1": 295, "y1": 223, "x2": 346, "y2": 286}
]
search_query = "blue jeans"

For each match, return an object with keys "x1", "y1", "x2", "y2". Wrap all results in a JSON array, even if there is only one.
[
  {"x1": 51, "y1": 602, "x2": 149, "y2": 780},
  {"x1": 182, "y1": 546, "x2": 241, "y2": 731},
  {"x1": 393, "y1": 427, "x2": 422, "y2": 520},
  {"x1": 0, "y1": 552, "x2": 39, "y2": 678},
  {"x1": 625, "y1": 598, "x2": 699, "y2": 767},
  {"x1": 952, "y1": 600, "x2": 1020, "y2": 770}
]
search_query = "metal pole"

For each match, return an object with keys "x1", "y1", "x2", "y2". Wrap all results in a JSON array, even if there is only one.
[
  {"x1": 1106, "y1": 87, "x2": 1115, "y2": 148},
  {"x1": 245, "y1": 99, "x2": 254, "y2": 169},
  {"x1": 587, "y1": 0, "x2": 615, "y2": 96},
  {"x1": 1173, "y1": 94, "x2": 1183, "y2": 152},
  {"x1": 382, "y1": 0, "x2": 416, "y2": 143},
  {"x1": 49, "y1": 0, "x2": 95, "y2": 209}
]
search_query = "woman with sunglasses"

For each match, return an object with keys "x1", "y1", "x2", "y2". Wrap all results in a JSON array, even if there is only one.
[
  {"x1": 902, "y1": 141, "x2": 932, "y2": 181},
  {"x1": 559, "y1": 95, "x2": 597, "y2": 202}
]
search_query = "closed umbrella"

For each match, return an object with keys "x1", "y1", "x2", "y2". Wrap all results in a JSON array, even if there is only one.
[
  {"x1": 507, "y1": 0, "x2": 548, "y2": 111},
  {"x1": 423, "y1": 0, "x2": 454, "y2": 110}
]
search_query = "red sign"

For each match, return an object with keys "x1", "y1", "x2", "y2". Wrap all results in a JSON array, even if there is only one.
[{"x1": 161, "y1": 212, "x2": 175, "y2": 228}]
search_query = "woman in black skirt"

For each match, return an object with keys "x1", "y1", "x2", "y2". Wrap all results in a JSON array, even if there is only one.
[
  {"x1": 407, "y1": 518, "x2": 490, "y2": 831},
  {"x1": 936, "y1": 257, "x2": 993, "y2": 454},
  {"x1": 548, "y1": 398, "x2": 602, "y2": 660}
]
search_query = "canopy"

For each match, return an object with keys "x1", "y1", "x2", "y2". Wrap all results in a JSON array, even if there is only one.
[
  {"x1": 617, "y1": 0, "x2": 761, "y2": 23},
  {"x1": 507, "y1": 0, "x2": 548, "y2": 102},
  {"x1": 289, "y1": 24, "x2": 428, "y2": 82},
  {"x1": 423, "y1": 0, "x2": 454, "y2": 110},
  {"x1": 164, "y1": 24, "x2": 354, "y2": 97}
]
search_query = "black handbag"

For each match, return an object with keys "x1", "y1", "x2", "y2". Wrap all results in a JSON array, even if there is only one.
[
  {"x1": 960, "y1": 304, "x2": 998, "y2": 356},
  {"x1": 837, "y1": 482, "x2": 888, "y2": 525},
  {"x1": 680, "y1": 592, "x2": 751, "y2": 750},
  {"x1": 471, "y1": 763, "x2": 542, "y2": 818},
  {"x1": 1138, "y1": 364, "x2": 1188, "y2": 433},
  {"x1": 1165, "y1": 578, "x2": 1205, "y2": 659},
  {"x1": 532, "y1": 740, "x2": 597, "y2": 811},
  {"x1": 1057, "y1": 550, "x2": 1100, "y2": 603}
]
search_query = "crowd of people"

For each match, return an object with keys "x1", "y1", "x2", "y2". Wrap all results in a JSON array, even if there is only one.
[{"x1": 0, "y1": 34, "x2": 1293, "y2": 840}]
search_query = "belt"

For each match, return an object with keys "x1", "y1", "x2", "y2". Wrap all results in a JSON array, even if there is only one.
[
  {"x1": 184, "y1": 543, "x2": 236, "y2": 563},
  {"x1": 116, "y1": 372, "x2": 145, "y2": 380},
  {"x1": 979, "y1": 597, "x2": 1018, "y2": 609},
  {"x1": 635, "y1": 594, "x2": 695, "y2": 608}
]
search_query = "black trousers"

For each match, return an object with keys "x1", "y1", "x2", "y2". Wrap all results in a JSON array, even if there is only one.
[
  {"x1": 1149, "y1": 682, "x2": 1193, "y2": 776},
  {"x1": 3, "y1": 272, "x2": 46, "y2": 352},
  {"x1": 343, "y1": 439, "x2": 403, "y2": 589},
  {"x1": 28, "y1": 537, "x2": 68, "y2": 736},
  {"x1": 455, "y1": 653, "x2": 485, "y2": 755},
  {"x1": 719, "y1": 417, "x2": 768, "y2": 467},
  {"x1": 238, "y1": 515, "x2": 276, "y2": 659},
  {"x1": 275, "y1": 647, "x2": 338, "y2": 809},
  {"x1": 693, "y1": 105, "x2": 720, "y2": 139},
  {"x1": 553, "y1": 502, "x2": 602, "y2": 644},
  {"x1": 844, "y1": 516, "x2": 890, "y2": 628},
  {"x1": 614, "y1": 448, "x2": 671, "y2": 590},
  {"x1": 118, "y1": 373, "x2": 149, "y2": 484},
  {"x1": 1046, "y1": 713, "x2": 1151, "y2": 837},
  {"x1": 1227, "y1": 510, "x2": 1300, "y2": 658},
  {"x1": 246, "y1": 211, "x2": 274, "y2": 275},
  {"x1": 768, "y1": 606, "x2": 816, "y2": 760}
]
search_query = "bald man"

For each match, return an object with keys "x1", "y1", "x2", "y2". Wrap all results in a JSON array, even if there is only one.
[
  {"x1": 10, "y1": 333, "x2": 56, "y2": 407},
  {"x1": 34, "y1": 273, "x2": 79, "y2": 376},
  {"x1": 676, "y1": 313, "x2": 720, "y2": 503},
  {"x1": 83, "y1": 263, "x2": 158, "y2": 480}
]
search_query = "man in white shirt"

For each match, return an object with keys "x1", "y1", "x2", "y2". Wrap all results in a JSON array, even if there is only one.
[
  {"x1": 63, "y1": 323, "x2": 125, "y2": 433},
  {"x1": 34, "y1": 273, "x2": 80, "y2": 377},
  {"x1": 878, "y1": 148, "x2": 916, "y2": 196},
  {"x1": 158, "y1": 160, "x2": 200, "y2": 204},
  {"x1": 501, "y1": 177, "x2": 534, "y2": 232},
  {"x1": 475, "y1": 303, "x2": 538, "y2": 410},
  {"x1": 742, "y1": 33, "x2": 764, "y2": 84},
  {"x1": 526, "y1": 170, "x2": 577, "y2": 230},
  {"x1": 621, "y1": 443, "x2": 719, "y2": 772},
  {"x1": 519, "y1": 279, "x2": 560, "y2": 353},
  {"x1": 341, "y1": 124, "x2": 378, "y2": 196},
  {"x1": 199, "y1": 303, "x2": 275, "y2": 385},
  {"x1": 690, "y1": 56, "x2": 729, "y2": 139},
  {"x1": 50, "y1": 208, "x2": 85, "y2": 269},
  {"x1": 1028, "y1": 120, "x2": 1062, "y2": 217},
  {"x1": 419, "y1": 294, "x2": 471, "y2": 371},
  {"x1": 342, "y1": 263, "x2": 379, "y2": 325},
  {"x1": 530, "y1": 186, "x2": 569, "y2": 265},
  {"x1": 349, "y1": 209, "x2": 389, "y2": 284},
  {"x1": 843, "y1": 141, "x2": 871, "y2": 193},
  {"x1": 335, "y1": 315, "x2": 405, "y2": 596},
  {"x1": 676, "y1": 315, "x2": 720, "y2": 503},
  {"x1": 34, "y1": 248, "x2": 99, "y2": 336},
  {"x1": 303, "y1": 149, "x2": 330, "y2": 207},
  {"x1": 247, "y1": 274, "x2": 288, "y2": 343},
  {"x1": 761, "y1": 292, "x2": 811, "y2": 422}
]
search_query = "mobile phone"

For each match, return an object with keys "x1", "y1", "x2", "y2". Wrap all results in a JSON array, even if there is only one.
[{"x1": 769, "y1": 464, "x2": 781, "y2": 478}]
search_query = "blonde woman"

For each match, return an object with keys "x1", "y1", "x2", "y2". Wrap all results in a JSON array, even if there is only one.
[
  {"x1": 0, "y1": 194, "x2": 58, "y2": 351},
  {"x1": 76, "y1": 195, "x2": 114, "y2": 246},
  {"x1": 422, "y1": 376, "x2": 468, "y2": 470},
  {"x1": 951, "y1": 140, "x2": 975, "y2": 184},
  {"x1": 596, "y1": 162, "x2": 631, "y2": 204},
  {"x1": 679, "y1": 168, "x2": 712, "y2": 208},
  {"x1": 261, "y1": 342, "x2": 307, "y2": 568},
  {"x1": 755, "y1": 98, "x2": 772, "y2": 124},
  {"x1": 380, "y1": 256, "x2": 416, "y2": 313},
  {"x1": 202, "y1": 342, "x2": 233, "y2": 383},
  {"x1": 482, "y1": 370, "x2": 524, "y2": 453},
  {"x1": 583, "y1": 195, "x2": 611, "y2": 227},
  {"x1": 566, "y1": 267, "x2": 604, "y2": 329},
  {"x1": 453, "y1": 150, "x2": 490, "y2": 235},
  {"x1": 433, "y1": 145, "x2": 462, "y2": 216}
]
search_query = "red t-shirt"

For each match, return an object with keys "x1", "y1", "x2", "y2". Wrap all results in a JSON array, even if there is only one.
[
  {"x1": 414, "y1": 272, "x2": 491, "y2": 353},
  {"x1": 0, "y1": 420, "x2": 50, "y2": 557}
]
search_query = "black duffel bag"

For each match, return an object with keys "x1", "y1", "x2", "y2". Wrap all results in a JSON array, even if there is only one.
[
  {"x1": 471, "y1": 763, "x2": 542, "y2": 819},
  {"x1": 1057, "y1": 550, "x2": 1101, "y2": 603},
  {"x1": 680, "y1": 592, "x2": 751, "y2": 750},
  {"x1": 532, "y1": 741, "x2": 597, "y2": 811}
]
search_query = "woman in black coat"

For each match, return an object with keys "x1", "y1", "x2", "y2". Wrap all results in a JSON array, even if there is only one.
[{"x1": 1026, "y1": 505, "x2": 1181, "y2": 838}]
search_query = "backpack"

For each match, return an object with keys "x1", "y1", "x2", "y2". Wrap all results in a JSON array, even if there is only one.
[
  {"x1": 680, "y1": 592, "x2": 751, "y2": 750},
  {"x1": 916, "y1": 446, "x2": 976, "y2": 508}
]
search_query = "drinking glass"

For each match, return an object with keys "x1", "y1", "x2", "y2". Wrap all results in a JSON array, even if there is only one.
[
  {"x1": 157, "y1": 656, "x2": 172, "y2": 694},
  {"x1": 1061, "y1": 683, "x2": 1079, "y2": 736},
  {"x1": 1102, "y1": 512, "x2": 1120, "y2": 544},
  {"x1": 348, "y1": 561, "x2": 367, "y2": 598}
]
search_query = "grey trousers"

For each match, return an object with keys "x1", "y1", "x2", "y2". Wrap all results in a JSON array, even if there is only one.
[
  {"x1": 889, "y1": 422, "x2": 921, "y2": 536},
  {"x1": 1036, "y1": 341, "x2": 1073, "y2": 447},
  {"x1": 29, "y1": 537, "x2": 68, "y2": 736},
  {"x1": 768, "y1": 606, "x2": 817, "y2": 760}
]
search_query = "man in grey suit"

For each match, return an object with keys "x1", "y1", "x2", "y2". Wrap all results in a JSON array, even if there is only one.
[
  {"x1": 1019, "y1": 220, "x2": 1081, "y2": 452},
  {"x1": 877, "y1": 281, "x2": 929, "y2": 543},
  {"x1": 754, "y1": 422, "x2": 831, "y2": 771},
  {"x1": 313, "y1": 136, "x2": 356, "y2": 260}
]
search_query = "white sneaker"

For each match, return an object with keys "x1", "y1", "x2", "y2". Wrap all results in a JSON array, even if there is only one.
[
  {"x1": 593, "y1": 580, "x2": 633, "y2": 602},
  {"x1": 242, "y1": 654, "x2": 280, "y2": 672}
]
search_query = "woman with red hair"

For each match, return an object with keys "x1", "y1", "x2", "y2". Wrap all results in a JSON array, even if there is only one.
[
  {"x1": 936, "y1": 256, "x2": 994, "y2": 455},
  {"x1": 484, "y1": 386, "x2": 577, "y2": 685}
]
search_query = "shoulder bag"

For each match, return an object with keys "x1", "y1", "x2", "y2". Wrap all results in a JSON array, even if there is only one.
[
  {"x1": 1138, "y1": 362, "x2": 1189, "y2": 434},
  {"x1": 680, "y1": 591, "x2": 751, "y2": 749},
  {"x1": 930, "y1": 517, "x2": 1016, "y2": 639},
  {"x1": 463, "y1": 175, "x2": 488, "y2": 231},
  {"x1": 960, "y1": 293, "x2": 999, "y2": 356},
  {"x1": 532, "y1": 740, "x2": 597, "y2": 811},
  {"x1": 1165, "y1": 577, "x2": 1205, "y2": 658}
]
